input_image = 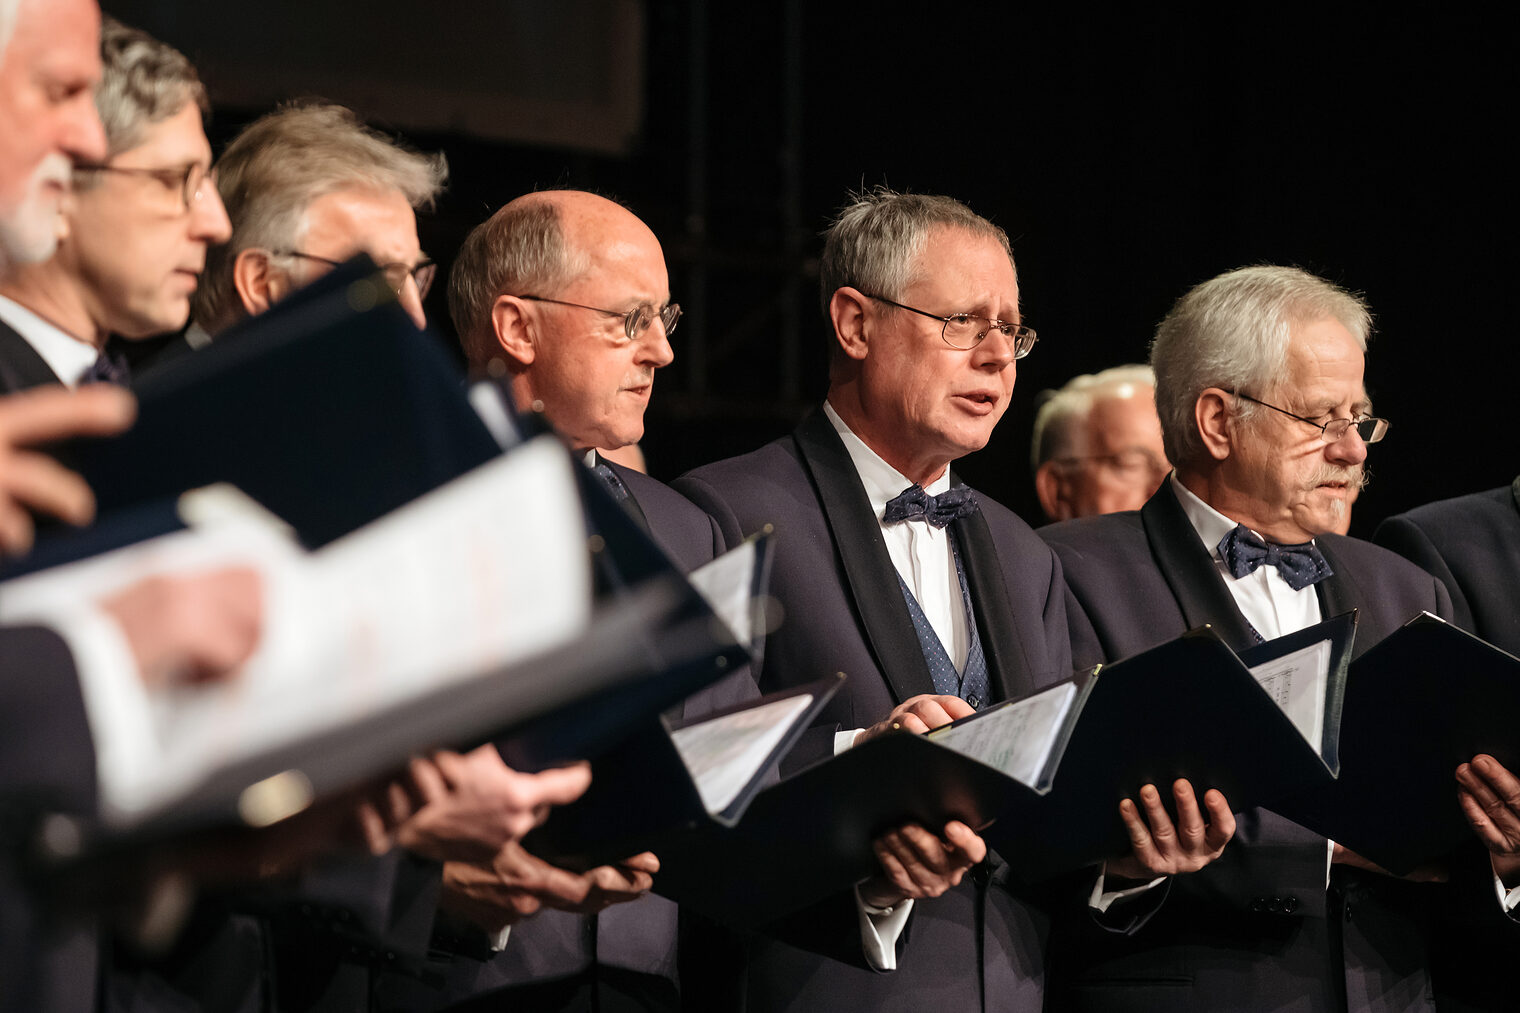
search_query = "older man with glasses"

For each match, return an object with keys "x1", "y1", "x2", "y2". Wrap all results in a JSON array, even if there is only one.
[
  {"x1": 1035, "y1": 264, "x2": 1497, "y2": 1012},
  {"x1": 185, "y1": 100, "x2": 445, "y2": 348}
]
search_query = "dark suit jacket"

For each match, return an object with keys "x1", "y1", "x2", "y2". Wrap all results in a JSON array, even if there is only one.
[
  {"x1": 1372, "y1": 480, "x2": 1520, "y2": 1013},
  {"x1": 672, "y1": 410, "x2": 1075, "y2": 1013},
  {"x1": 1373, "y1": 479, "x2": 1520, "y2": 656},
  {"x1": 0, "y1": 626, "x2": 98, "y2": 1013},
  {"x1": 377, "y1": 462, "x2": 753, "y2": 1013},
  {"x1": 0, "y1": 315, "x2": 65, "y2": 393},
  {"x1": 1040, "y1": 480, "x2": 1454, "y2": 1013}
]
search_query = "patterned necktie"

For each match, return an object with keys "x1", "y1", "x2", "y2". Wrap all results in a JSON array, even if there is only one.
[
  {"x1": 591, "y1": 461, "x2": 630, "y2": 505},
  {"x1": 78, "y1": 349, "x2": 130, "y2": 386},
  {"x1": 1218, "y1": 523, "x2": 1333, "y2": 591},
  {"x1": 883, "y1": 483, "x2": 979, "y2": 528}
]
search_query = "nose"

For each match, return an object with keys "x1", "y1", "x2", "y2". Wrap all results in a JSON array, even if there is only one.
[
  {"x1": 62, "y1": 94, "x2": 107, "y2": 164},
  {"x1": 398, "y1": 277, "x2": 427, "y2": 329},
  {"x1": 191, "y1": 180, "x2": 233, "y2": 244},
  {"x1": 638, "y1": 319, "x2": 675, "y2": 369},
  {"x1": 973, "y1": 325, "x2": 1017, "y2": 372},
  {"x1": 1325, "y1": 425, "x2": 1368, "y2": 466}
]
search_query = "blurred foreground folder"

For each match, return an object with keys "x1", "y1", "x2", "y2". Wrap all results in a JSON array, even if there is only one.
[
  {"x1": 1277, "y1": 613, "x2": 1520, "y2": 875},
  {"x1": 54, "y1": 255, "x2": 497, "y2": 551}
]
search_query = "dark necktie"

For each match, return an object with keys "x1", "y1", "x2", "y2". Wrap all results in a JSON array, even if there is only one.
[
  {"x1": 883, "y1": 483, "x2": 979, "y2": 528},
  {"x1": 591, "y1": 461, "x2": 630, "y2": 505},
  {"x1": 1218, "y1": 523, "x2": 1333, "y2": 591},
  {"x1": 78, "y1": 349, "x2": 130, "y2": 386}
]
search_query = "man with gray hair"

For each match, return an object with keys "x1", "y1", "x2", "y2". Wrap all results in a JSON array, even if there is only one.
[
  {"x1": 1030, "y1": 363, "x2": 1169, "y2": 522},
  {"x1": 1039, "y1": 264, "x2": 1483, "y2": 1011},
  {"x1": 676, "y1": 187, "x2": 1229, "y2": 1012},
  {"x1": 0, "y1": 15, "x2": 231, "y2": 390},
  {"x1": 189, "y1": 101, "x2": 445, "y2": 339}
]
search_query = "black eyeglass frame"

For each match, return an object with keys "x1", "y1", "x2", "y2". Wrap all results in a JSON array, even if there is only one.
[
  {"x1": 1225, "y1": 389, "x2": 1390, "y2": 444},
  {"x1": 861, "y1": 292, "x2": 1038, "y2": 356},
  {"x1": 516, "y1": 294, "x2": 682, "y2": 343},
  {"x1": 72, "y1": 161, "x2": 217, "y2": 212},
  {"x1": 273, "y1": 250, "x2": 438, "y2": 299}
]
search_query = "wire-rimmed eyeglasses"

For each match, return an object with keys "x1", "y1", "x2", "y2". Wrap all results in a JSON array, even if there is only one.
[
  {"x1": 275, "y1": 250, "x2": 437, "y2": 300},
  {"x1": 862, "y1": 293, "x2": 1037, "y2": 356},
  {"x1": 1227, "y1": 390, "x2": 1389, "y2": 444},
  {"x1": 517, "y1": 294, "x2": 682, "y2": 343},
  {"x1": 72, "y1": 161, "x2": 217, "y2": 213}
]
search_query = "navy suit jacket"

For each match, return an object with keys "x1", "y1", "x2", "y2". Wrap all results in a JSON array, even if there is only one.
[
  {"x1": 673, "y1": 410, "x2": 1074, "y2": 1013},
  {"x1": 1041, "y1": 480, "x2": 1453, "y2": 1013}
]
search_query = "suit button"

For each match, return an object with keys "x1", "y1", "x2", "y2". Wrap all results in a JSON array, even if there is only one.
[
  {"x1": 966, "y1": 694, "x2": 981, "y2": 710},
  {"x1": 1345, "y1": 903, "x2": 1354, "y2": 923},
  {"x1": 1250, "y1": 898, "x2": 1267, "y2": 912},
  {"x1": 1283, "y1": 896, "x2": 1299, "y2": 914}
]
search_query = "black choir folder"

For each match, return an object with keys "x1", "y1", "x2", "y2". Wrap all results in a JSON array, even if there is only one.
[
  {"x1": 650, "y1": 614, "x2": 1357, "y2": 928},
  {"x1": 1275, "y1": 613, "x2": 1520, "y2": 875},
  {"x1": 57, "y1": 255, "x2": 499, "y2": 551}
]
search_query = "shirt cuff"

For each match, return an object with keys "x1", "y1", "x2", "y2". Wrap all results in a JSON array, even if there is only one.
[
  {"x1": 834, "y1": 728, "x2": 863, "y2": 755},
  {"x1": 487, "y1": 925, "x2": 512, "y2": 951},
  {"x1": 46, "y1": 605, "x2": 158, "y2": 818},
  {"x1": 1492, "y1": 856, "x2": 1520, "y2": 913},
  {"x1": 855, "y1": 883, "x2": 913, "y2": 971},
  {"x1": 1088, "y1": 861, "x2": 1166, "y2": 913}
]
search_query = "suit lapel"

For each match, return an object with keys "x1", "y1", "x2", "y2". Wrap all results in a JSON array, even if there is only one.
[
  {"x1": 1141, "y1": 481, "x2": 1258, "y2": 651},
  {"x1": 0, "y1": 318, "x2": 65, "y2": 393},
  {"x1": 1312, "y1": 537, "x2": 1361, "y2": 625},
  {"x1": 793, "y1": 411, "x2": 938, "y2": 704},
  {"x1": 950, "y1": 492, "x2": 1033, "y2": 702}
]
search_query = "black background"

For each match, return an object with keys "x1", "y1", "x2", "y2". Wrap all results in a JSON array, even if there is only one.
[{"x1": 112, "y1": 3, "x2": 1520, "y2": 535}]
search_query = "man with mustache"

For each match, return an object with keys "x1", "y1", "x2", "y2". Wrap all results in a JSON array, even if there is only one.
[
  {"x1": 1040, "y1": 265, "x2": 1462, "y2": 1011},
  {"x1": 0, "y1": 16, "x2": 230, "y2": 391}
]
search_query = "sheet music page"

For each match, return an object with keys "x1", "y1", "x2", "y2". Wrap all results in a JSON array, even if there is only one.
[
  {"x1": 1247, "y1": 640, "x2": 1331, "y2": 755},
  {"x1": 0, "y1": 436, "x2": 593, "y2": 825},
  {"x1": 926, "y1": 683, "x2": 1078, "y2": 786},
  {"x1": 668, "y1": 694, "x2": 813, "y2": 814},
  {"x1": 685, "y1": 538, "x2": 757, "y2": 645}
]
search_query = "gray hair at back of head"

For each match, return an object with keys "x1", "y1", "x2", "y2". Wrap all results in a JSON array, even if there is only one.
[
  {"x1": 193, "y1": 101, "x2": 447, "y2": 334},
  {"x1": 448, "y1": 196, "x2": 587, "y2": 370},
  {"x1": 818, "y1": 186, "x2": 1015, "y2": 323},
  {"x1": 1030, "y1": 363, "x2": 1155, "y2": 474},
  {"x1": 94, "y1": 17, "x2": 208, "y2": 157},
  {"x1": 1150, "y1": 264, "x2": 1371, "y2": 468}
]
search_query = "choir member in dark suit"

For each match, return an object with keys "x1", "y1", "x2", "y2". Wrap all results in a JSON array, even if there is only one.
[
  {"x1": 676, "y1": 187, "x2": 1229, "y2": 1013},
  {"x1": 1041, "y1": 264, "x2": 1470, "y2": 1012}
]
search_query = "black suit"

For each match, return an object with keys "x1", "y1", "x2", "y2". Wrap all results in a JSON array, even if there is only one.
[
  {"x1": 673, "y1": 410, "x2": 1077, "y2": 1013},
  {"x1": 1041, "y1": 480, "x2": 1453, "y2": 1013},
  {"x1": 1373, "y1": 480, "x2": 1520, "y2": 1013},
  {"x1": 0, "y1": 314, "x2": 65, "y2": 392},
  {"x1": 0, "y1": 626, "x2": 99, "y2": 1013},
  {"x1": 378, "y1": 461, "x2": 754, "y2": 1013},
  {"x1": 1373, "y1": 479, "x2": 1520, "y2": 656}
]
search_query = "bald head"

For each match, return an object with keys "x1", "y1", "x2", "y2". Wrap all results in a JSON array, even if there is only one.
[{"x1": 449, "y1": 190, "x2": 675, "y2": 451}]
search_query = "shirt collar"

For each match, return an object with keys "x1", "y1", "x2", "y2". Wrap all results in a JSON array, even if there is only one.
[
  {"x1": 1170, "y1": 473, "x2": 1317, "y2": 563},
  {"x1": 823, "y1": 401, "x2": 951, "y2": 521},
  {"x1": 0, "y1": 295, "x2": 100, "y2": 387}
]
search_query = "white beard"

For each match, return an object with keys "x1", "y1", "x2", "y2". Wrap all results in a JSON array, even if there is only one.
[{"x1": 0, "y1": 151, "x2": 71, "y2": 273}]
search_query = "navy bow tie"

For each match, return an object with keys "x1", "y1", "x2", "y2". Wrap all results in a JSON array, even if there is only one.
[
  {"x1": 1218, "y1": 524, "x2": 1333, "y2": 591},
  {"x1": 78, "y1": 349, "x2": 130, "y2": 387},
  {"x1": 883, "y1": 483, "x2": 978, "y2": 528}
]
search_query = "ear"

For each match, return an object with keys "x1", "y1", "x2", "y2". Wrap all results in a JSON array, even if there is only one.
[
  {"x1": 232, "y1": 249, "x2": 280, "y2": 317},
  {"x1": 1034, "y1": 461, "x2": 1072, "y2": 522},
  {"x1": 829, "y1": 287, "x2": 872, "y2": 362},
  {"x1": 1195, "y1": 388, "x2": 1235, "y2": 462},
  {"x1": 489, "y1": 294, "x2": 535, "y2": 368}
]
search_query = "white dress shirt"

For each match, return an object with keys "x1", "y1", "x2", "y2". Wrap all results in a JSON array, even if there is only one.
[{"x1": 0, "y1": 294, "x2": 100, "y2": 387}]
